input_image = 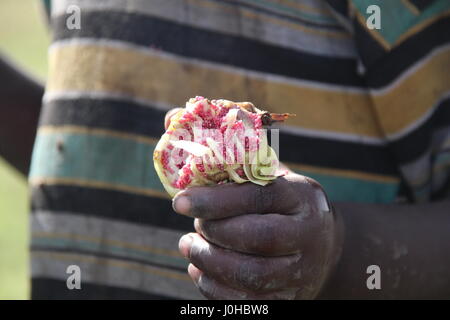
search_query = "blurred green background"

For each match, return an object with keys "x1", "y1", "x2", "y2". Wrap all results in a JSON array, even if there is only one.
[{"x1": 0, "y1": 0, "x2": 49, "y2": 299}]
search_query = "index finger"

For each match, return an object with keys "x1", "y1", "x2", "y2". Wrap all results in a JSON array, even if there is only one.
[{"x1": 172, "y1": 175, "x2": 320, "y2": 219}]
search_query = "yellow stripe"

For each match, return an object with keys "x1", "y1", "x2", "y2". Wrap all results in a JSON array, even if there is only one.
[
  {"x1": 401, "y1": 0, "x2": 420, "y2": 16},
  {"x1": 373, "y1": 47, "x2": 450, "y2": 135},
  {"x1": 286, "y1": 162, "x2": 399, "y2": 184},
  {"x1": 38, "y1": 125, "x2": 159, "y2": 146},
  {"x1": 33, "y1": 232, "x2": 182, "y2": 258},
  {"x1": 32, "y1": 251, "x2": 190, "y2": 282},
  {"x1": 29, "y1": 177, "x2": 171, "y2": 199},
  {"x1": 394, "y1": 9, "x2": 450, "y2": 47},
  {"x1": 47, "y1": 44, "x2": 383, "y2": 139}
]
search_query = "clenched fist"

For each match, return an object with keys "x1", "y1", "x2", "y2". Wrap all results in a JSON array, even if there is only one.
[{"x1": 172, "y1": 173, "x2": 343, "y2": 299}]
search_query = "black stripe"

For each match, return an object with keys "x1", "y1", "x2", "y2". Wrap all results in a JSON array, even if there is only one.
[
  {"x1": 39, "y1": 97, "x2": 398, "y2": 176},
  {"x1": 32, "y1": 277, "x2": 176, "y2": 300},
  {"x1": 215, "y1": 0, "x2": 343, "y2": 29},
  {"x1": 388, "y1": 97, "x2": 450, "y2": 164},
  {"x1": 365, "y1": 17, "x2": 450, "y2": 88},
  {"x1": 409, "y1": 0, "x2": 436, "y2": 11},
  {"x1": 278, "y1": 131, "x2": 399, "y2": 176},
  {"x1": 40, "y1": 98, "x2": 167, "y2": 139},
  {"x1": 31, "y1": 246, "x2": 187, "y2": 273},
  {"x1": 324, "y1": 0, "x2": 349, "y2": 17},
  {"x1": 52, "y1": 11, "x2": 364, "y2": 87},
  {"x1": 31, "y1": 185, "x2": 194, "y2": 232},
  {"x1": 352, "y1": 18, "x2": 387, "y2": 68}
]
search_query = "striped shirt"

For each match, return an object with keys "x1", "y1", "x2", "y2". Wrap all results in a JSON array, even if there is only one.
[{"x1": 30, "y1": 0, "x2": 450, "y2": 299}]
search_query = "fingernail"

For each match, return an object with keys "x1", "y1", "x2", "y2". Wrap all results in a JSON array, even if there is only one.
[
  {"x1": 173, "y1": 195, "x2": 191, "y2": 215},
  {"x1": 178, "y1": 234, "x2": 193, "y2": 258}
]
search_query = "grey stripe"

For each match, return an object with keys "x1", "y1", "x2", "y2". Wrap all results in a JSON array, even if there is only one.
[
  {"x1": 32, "y1": 211, "x2": 185, "y2": 254},
  {"x1": 43, "y1": 90, "x2": 174, "y2": 111},
  {"x1": 32, "y1": 250, "x2": 203, "y2": 299},
  {"x1": 279, "y1": 124, "x2": 385, "y2": 146},
  {"x1": 51, "y1": 0, "x2": 357, "y2": 58},
  {"x1": 31, "y1": 211, "x2": 202, "y2": 299}
]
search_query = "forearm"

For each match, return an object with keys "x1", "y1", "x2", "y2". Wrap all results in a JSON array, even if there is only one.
[
  {"x1": 0, "y1": 54, "x2": 44, "y2": 175},
  {"x1": 319, "y1": 200, "x2": 450, "y2": 299}
]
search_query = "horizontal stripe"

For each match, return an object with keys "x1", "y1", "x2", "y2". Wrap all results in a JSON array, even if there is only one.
[
  {"x1": 216, "y1": 0, "x2": 337, "y2": 24},
  {"x1": 32, "y1": 122, "x2": 398, "y2": 179},
  {"x1": 388, "y1": 97, "x2": 450, "y2": 164},
  {"x1": 39, "y1": 98, "x2": 167, "y2": 139},
  {"x1": 29, "y1": 127, "x2": 166, "y2": 198},
  {"x1": 372, "y1": 44, "x2": 450, "y2": 96},
  {"x1": 31, "y1": 185, "x2": 194, "y2": 232},
  {"x1": 41, "y1": 96, "x2": 385, "y2": 146},
  {"x1": 32, "y1": 250, "x2": 189, "y2": 282},
  {"x1": 278, "y1": 131, "x2": 399, "y2": 176},
  {"x1": 32, "y1": 244, "x2": 186, "y2": 273},
  {"x1": 30, "y1": 177, "x2": 169, "y2": 199},
  {"x1": 37, "y1": 125, "x2": 159, "y2": 146},
  {"x1": 47, "y1": 41, "x2": 385, "y2": 139},
  {"x1": 32, "y1": 211, "x2": 187, "y2": 270},
  {"x1": 365, "y1": 18, "x2": 450, "y2": 87},
  {"x1": 31, "y1": 250, "x2": 202, "y2": 299},
  {"x1": 292, "y1": 168, "x2": 399, "y2": 203},
  {"x1": 385, "y1": 92, "x2": 450, "y2": 142},
  {"x1": 286, "y1": 162, "x2": 399, "y2": 184},
  {"x1": 241, "y1": 0, "x2": 336, "y2": 16},
  {"x1": 371, "y1": 46, "x2": 450, "y2": 136},
  {"x1": 195, "y1": 0, "x2": 341, "y2": 28},
  {"x1": 43, "y1": 90, "x2": 175, "y2": 111},
  {"x1": 279, "y1": 125, "x2": 384, "y2": 145},
  {"x1": 32, "y1": 278, "x2": 174, "y2": 299},
  {"x1": 51, "y1": 11, "x2": 360, "y2": 85},
  {"x1": 52, "y1": 0, "x2": 350, "y2": 39}
]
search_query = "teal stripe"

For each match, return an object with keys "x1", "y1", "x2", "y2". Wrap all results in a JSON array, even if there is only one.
[
  {"x1": 32, "y1": 237, "x2": 188, "y2": 270},
  {"x1": 30, "y1": 131, "x2": 399, "y2": 203},
  {"x1": 29, "y1": 131, "x2": 165, "y2": 192},
  {"x1": 242, "y1": 0, "x2": 338, "y2": 24},
  {"x1": 352, "y1": 0, "x2": 450, "y2": 45},
  {"x1": 294, "y1": 169, "x2": 399, "y2": 203}
]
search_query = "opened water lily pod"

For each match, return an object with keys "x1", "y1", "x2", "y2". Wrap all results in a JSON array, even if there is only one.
[{"x1": 153, "y1": 96, "x2": 293, "y2": 197}]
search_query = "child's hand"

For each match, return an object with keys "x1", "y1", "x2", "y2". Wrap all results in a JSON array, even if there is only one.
[{"x1": 173, "y1": 173, "x2": 343, "y2": 299}]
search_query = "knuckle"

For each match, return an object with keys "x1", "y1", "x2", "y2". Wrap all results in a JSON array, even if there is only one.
[
  {"x1": 249, "y1": 186, "x2": 274, "y2": 213},
  {"x1": 247, "y1": 221, "x2": 278, "y2": 254},
  {"x1": 234, "y1": 259, "x2": 271, "y2": 291}
]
